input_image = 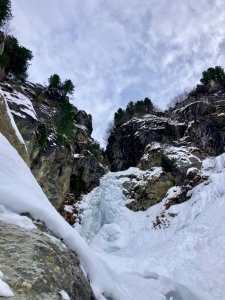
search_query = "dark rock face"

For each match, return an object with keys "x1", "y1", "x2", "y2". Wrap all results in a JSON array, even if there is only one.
[
  {"x1": 71, "y1": 150, "x2": 106, "y2": 197},
  {"x1": 0, "y1": 31, "x2": 4, "y2": 50},
  {"x1": 107, "y1": 115, "x2": 186, "y2": 171},
  {"x1": 186, "y1": 120, "x2": 225, "y2": 156},
  {"x1": 75, "y1": 110, "x2": 93, "y2": 135},
  {"x1": 30, "y1": 146, "x2": 74, "y2": 209},
  {"x1": 171, "y1": 101, "x2": 215, "y2": 123},
  {"x1": 0, "y1": 31, "x2": 5, "y2": 80}
]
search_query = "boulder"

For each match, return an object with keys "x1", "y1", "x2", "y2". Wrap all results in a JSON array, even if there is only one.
[{"x1": 0, "y1": 220, "x2": 94, "y2": 300}]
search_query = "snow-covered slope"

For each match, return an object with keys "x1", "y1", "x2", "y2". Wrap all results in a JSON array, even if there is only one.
[
  {"x1": 0, "y1": 127, "x2": 202, "y2": 299},
  {"x1": 1, "y1": 102, "x2": 225, "y2": 299},
  {"x1": 0, "y1": 133, "x2": 113, "y2": 299},
  {"x1": 76, "y1": 158, "x2": 225, "y2": 300}
]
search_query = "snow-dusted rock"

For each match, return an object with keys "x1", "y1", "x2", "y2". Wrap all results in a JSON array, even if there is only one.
[
  {"x1": 107, "y1": 85, "x2": 225, "y2": 170},
  {"x1": 138, "y1": 142, "x2": 202, "y2": 174},
  {"x1": 106, "y1": 113, "x2": 186, "y2": 171},
  {"x1": 121, "y1": 167, "x2": 174, "y2": 211}
]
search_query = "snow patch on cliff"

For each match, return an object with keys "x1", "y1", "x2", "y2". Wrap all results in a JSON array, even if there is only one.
[
  {"x1": 3, "y1": 90, "x2": 37, "y2": 120},
  {"x1": 0, "y1": 89, "x2": 25, "y2": 145}
]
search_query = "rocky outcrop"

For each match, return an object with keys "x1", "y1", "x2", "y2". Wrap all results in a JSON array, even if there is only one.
[
  {"x1": 138, "y1": 143, "x2": 203, "y2": 184},
  {"x1": 106, "y1": 86, "x2": 225, "y2": 212},
  {"x1": 168, "y1": 87, "x2": 225, "y2": 156},
  {"x1": 119, "y1": 143, "x2": 204, "y2": 211},
  {"x1": 121, "y1": 167, "x2": 174, "y2": 211},
  {"x1": 171, "y1": 100, "x2": 215, "y2": 123},
  {"x1": 0, "y1": 78, "x2": 107, "y2": 210},
  {"x1": 107, "y1": 114, "x2": 186, "y2": 171},
  {"x1": 138, "y1": 143, "x2": 202, "y2": 173},
  {"x1": 107, "y1": 85, "x2": 225, "y2": 171},
  {"x1": 0, "y1": 220, "x2": 94, "y2": 300}
]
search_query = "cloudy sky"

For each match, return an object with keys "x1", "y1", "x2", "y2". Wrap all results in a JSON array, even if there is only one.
[{"x1": 11, "y1": 0, "x2": 225, "y2": 144}]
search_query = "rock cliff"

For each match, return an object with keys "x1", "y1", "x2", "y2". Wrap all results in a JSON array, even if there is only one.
[
  {"x1": 106, "y1": 83, "x2": 225, "y2": 212},
  {"x1": 107, "y1": 84, "x2": 225, "y2": 171},
  {"x1": 0, "y1": 76, "x2": 110, "y2": 299},
  {"x1": 0, "y1": 77, "x2": 108, "y2": 216}
]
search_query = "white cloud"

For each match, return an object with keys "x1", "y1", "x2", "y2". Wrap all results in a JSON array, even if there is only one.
[{"x1": 11, "y1": 0, "x2": 225, "y2": 144}]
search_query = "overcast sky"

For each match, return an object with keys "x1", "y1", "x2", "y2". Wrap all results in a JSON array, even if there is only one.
[{"x1": 11, "y1": 0, "x2": 225, "y2": 145}]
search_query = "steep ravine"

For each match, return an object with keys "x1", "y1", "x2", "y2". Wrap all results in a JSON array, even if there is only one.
[
  {"x1": 0, "y1": 82, "x2": 97, "y2": 300},
  {"x1": 0, "y1": 78, "x2": 107, "y2": 299},
  {"x1": 76, "y1": 153, "x2": 225, "y2": 300},
  {"x1": 1, "y1": 78, "x2": 225, "y2": 299},
  {"x1": 73, "y1": 82, "x2": 225, "y2": 299}
]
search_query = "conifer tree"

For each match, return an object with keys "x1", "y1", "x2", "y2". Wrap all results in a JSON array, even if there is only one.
[{"x1": 0, "y1": 0, "x2": 12, "y2": 28}]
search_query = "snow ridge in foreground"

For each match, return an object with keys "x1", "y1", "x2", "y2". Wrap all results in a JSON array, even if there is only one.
[{"x1": 0, "y1": 271, "x2": 14, "y2": 297}]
